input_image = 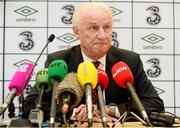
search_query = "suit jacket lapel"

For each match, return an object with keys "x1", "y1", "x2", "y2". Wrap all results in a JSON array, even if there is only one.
[{"x1": 68, "y1": 45, "x2": 83, "y2": 72}]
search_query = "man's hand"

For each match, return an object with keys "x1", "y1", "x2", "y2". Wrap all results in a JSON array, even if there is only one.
[
  {"x1": 75, "y1": 104, "x2": 87, "y2": 122},
  {"x1": 75, "y1": 104, "x2": 118, "y2": 123}
]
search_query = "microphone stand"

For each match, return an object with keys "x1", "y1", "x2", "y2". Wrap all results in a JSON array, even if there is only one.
[
  {"x1": 28, "y1": 85, "x2": 45, "y2": 127},
  {"x1": 7, "y1": 93, "x2": 32, "y2": 127},
  {"x1": 112, "y1": 97, "x2": 147, "y2": 127},
  {"x1": 8, "y1": 102, "x2": 15, "y2": 118},
  {"x1": 97, "y1": 85, "x2": 108, "y2": 127},
  {"x1": 9, "y1": 100, "x2": 32, "y2": 127},
  {"x1": 18, "y1": 92, "x2": 24, "y2": 119},
  {"x1": 49, "y1": 79, "x2": 59, "y2": 128},
  {"x1": 85, "y1": 84, "x2": 93, "y2": 127}
]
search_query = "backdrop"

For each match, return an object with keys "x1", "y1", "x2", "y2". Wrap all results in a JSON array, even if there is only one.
[{"x1": 0, "y1": 0, "x2": 180, "y2": 119}]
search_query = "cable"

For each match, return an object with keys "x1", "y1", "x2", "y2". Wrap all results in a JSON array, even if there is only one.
[{"x1": 63, "y1": 113, "x2": 69, "y2": 127}]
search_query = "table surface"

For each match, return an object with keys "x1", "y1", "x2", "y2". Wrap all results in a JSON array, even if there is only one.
[{"x1": 56, "y1": 121, "x2": 148, "y2": 127}]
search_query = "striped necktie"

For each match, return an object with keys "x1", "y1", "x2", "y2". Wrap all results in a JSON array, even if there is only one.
[
  {"x1": 92, "y1": 61, "x2": 100, "y2": 104},
  {"x1": 92, "y1": 61, "x2": 100, "y2": 68}
]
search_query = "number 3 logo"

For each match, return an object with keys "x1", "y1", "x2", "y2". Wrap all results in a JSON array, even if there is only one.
[
  {"x1": 146, "y1": 6, "x2": 161, "y2": 25},
  {"x1": 146, "y1": 58, "x2": 161, "y2": 77},
  {"x1": 19, "y1": 31, "x2": 34, "y2": 50}
]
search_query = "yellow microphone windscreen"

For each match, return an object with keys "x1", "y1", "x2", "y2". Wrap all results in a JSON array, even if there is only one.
[{"x1": 77, "y1": 61, "x2": 98, "y2": 89}]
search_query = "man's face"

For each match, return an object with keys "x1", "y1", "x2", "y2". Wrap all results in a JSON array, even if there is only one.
[{"x1": 73, "y1": 8, "x2": 112, "y2": 60}]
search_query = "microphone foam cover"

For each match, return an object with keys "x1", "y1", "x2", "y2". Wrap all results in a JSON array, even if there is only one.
[
  {"x1": 77, "y1": 61, "x2": 97, "y2": 89},
  {"x1": 48, "y1": 34, "x2": 55, "y2": 42},
  {"x1": 35, "y1": 68, "x2": 52, "y2": 92},
  {"x1": 55, "y1": 72, "x2": 84, "y2": 108},
  {"x1": 111, "y1": 61, "x2": 134, "y2": 88},
  {"x1": 9, "y1": 63, "x2": 34, "y2": 96},
  {"x1": 48, "y1": 60, "x2": 68, "y2": 82},
  {"x1": 97, "y1": 68, "x2": 109, "y2": 90}
]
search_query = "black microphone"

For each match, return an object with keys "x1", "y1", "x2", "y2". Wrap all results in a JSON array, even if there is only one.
[
  {"x1": 34, "y1": 34, "x2": 55, "y2": 66},
  {"x1": 48, "y1": 60, "x2": 68, "y2": 127},
  {"x1": 150, "y1": 111, "x2": 180, "y2": 126},
  {"x1": 28, "y1": 68, "x2": 52, "y2": 126}
]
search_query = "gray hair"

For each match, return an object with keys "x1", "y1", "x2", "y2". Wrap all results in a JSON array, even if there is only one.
[{"x1": 72, "y1": 2, "x2": 112, "y2": 28}]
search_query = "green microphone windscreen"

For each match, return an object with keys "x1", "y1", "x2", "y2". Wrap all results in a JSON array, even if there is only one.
[
  {"x1": 35, "y1": 68, "x2": 52, "y2": 92},
  {"x1": 48, "y1": 60, "x2": 68, "y2": 82}
]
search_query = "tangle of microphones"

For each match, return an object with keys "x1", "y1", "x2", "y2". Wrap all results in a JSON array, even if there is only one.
[
  {"x1": 0, "y1": 34, "x2": 55, "y2": 116},
  {"x1": 55, "y1": 72, "x2": 84, "y2": 126},
  {"x1": 0, "y1": 34, "x2": 55, "y2": 127}
]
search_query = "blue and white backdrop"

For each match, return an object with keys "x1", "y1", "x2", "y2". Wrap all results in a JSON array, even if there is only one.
[{"x1": 0, "y1": 0, "x2": 180, "y2": 119}]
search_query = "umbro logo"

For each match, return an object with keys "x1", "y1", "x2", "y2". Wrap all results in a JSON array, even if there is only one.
[{"x1": 14, "y1": 6, "x2": 38, "y2": 17}]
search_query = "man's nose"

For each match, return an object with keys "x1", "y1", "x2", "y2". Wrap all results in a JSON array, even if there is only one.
[{"x1": 97, "y1": 28, "x2": 106, "y2": 39}]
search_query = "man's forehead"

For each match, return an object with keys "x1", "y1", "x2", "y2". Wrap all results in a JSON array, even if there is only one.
[{"x1": 87, "y1": 21, "x2": 111, "y2": 25}]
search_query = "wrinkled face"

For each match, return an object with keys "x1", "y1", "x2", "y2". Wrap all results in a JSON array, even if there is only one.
[{"x1": 73, "y1": 7, "x2": 112, "y2": 60}]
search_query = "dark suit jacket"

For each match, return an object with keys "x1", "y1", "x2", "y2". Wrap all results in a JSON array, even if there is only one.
[{"x1": 23, "y1": 45, "x2": 164, "y2": 120}]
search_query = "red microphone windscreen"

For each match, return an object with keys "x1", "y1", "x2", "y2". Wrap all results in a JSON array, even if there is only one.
[
  {"x1": 9, "y1": 63, "x2": 34, "y2": 96},
  {"x1": 111, "y1": 61, "x2": 134, "y2": 88},
  {"x1": 97, "y1": 68, "x2": 109, "y2": 90}
]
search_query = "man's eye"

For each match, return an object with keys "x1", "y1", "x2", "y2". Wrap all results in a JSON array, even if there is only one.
[
  {"x1": 91, "y1": 26, "x2": 98, "y2": 30},
  {"x1": 104, "y1": 26, "x2": 110, "y2": 30}
]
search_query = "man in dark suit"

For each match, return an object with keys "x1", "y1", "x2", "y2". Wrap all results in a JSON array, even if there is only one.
[{"x1": 23, "y1": 2, "x2": 164, "y2": 123}]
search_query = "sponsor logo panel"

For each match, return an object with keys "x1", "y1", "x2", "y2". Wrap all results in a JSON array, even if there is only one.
[
  {"x1": 112, "y1": 28, "x2": 132, "y2": 50},
  {"x1": 0, "y1": 3, "x2": 4, "y2": 26},
  {"x1": 133, "y1": 3, "x2": 173, "y2": 28},
  {"x1": 4, "y1": 55, "x2": 47, "y2": 81},
  {"x1": 0, "y1": 28, "x2": 3, "y2": 53},
  {"x1": 175, "y1": 4, "x2": 180, "y2": 28},
  {"x1": 141, "y1": 55, "x2": 174, "y2": 80},
  {"x1": 0, "y1": 55, "x2": 2, "y2": 80},
  {"x1": 5, "y1": 28, "x2": 47, "y2": 53},
  {"x1": 133, "y1": 29, "x2": 173, "y2": 54},
  {"x1": 175, "y1": 56, "x2": 180, "y2": 80},
  {"x1": 6, "y1": 2, "x2": 47, "y2": 27},
  {"x1": 152, "y1": 81, "x2": 174, "y2": 108},
  {"x1": 175, "y1": 82, "x2": 180, "y2": 108},
  {"x1": 175, "y1": 30, "x2": 180, "y2": 54},
  {"x1": 48, "y1": 28, "x2": 79, "y2": 52}
]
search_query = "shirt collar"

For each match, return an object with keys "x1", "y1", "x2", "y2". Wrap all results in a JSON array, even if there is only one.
[{"x1": 81, "y1": 50, "x2": 106, "y2": 70}]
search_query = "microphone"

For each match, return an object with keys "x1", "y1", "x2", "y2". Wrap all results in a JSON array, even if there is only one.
[
  {"x1": 0, "y1": 63, "x2": 34, "y2": 115},
  {"x1": 34, "y1": 34, "x2": 55, "y2": 66},
  {"x1": 48, "y1": 59, "x2": 68, "y2": 127},
  {"x1": 96, "y1": 68, "x2": 109, "y2": 127},
  {"x1": 111, "y1": 61, "x2": 150, "y2": 125},
  {"x1": 150, "y1": 111, "x2": 180, "y2": 126},
  {"x1": 35, "y1": 68, "x2": 52, "y2": 94},
  {"x1": 55, "y1": 72, "x2": 83, "y2": 114},
  {"x1": 77, "y1": 61, "x2": 98, "y2": 127},
  {"x1": 28, "y1": 68, "x2": 52, "y2": 126},
  {"x1": 55, "y1": 73, "x2": 83, "y2": 124}
]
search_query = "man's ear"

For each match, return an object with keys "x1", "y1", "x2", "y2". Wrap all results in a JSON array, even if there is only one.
[{"x1": 73, "y1": 26, "x2": 79, "y2": 38}]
